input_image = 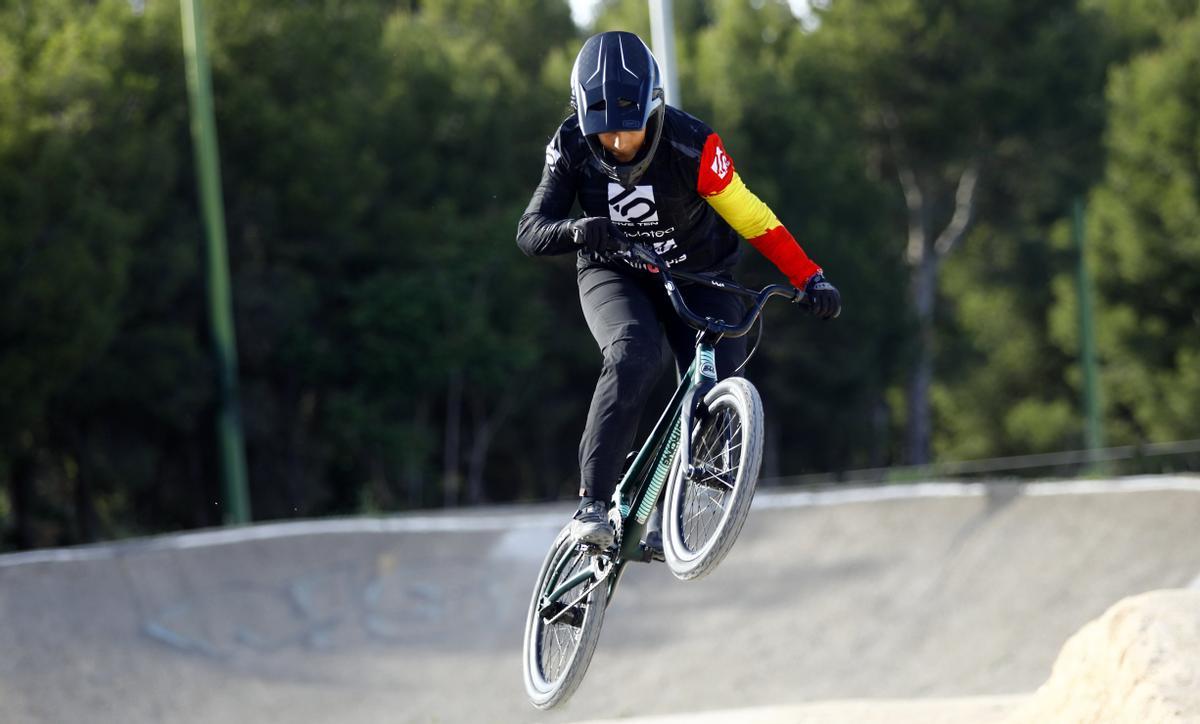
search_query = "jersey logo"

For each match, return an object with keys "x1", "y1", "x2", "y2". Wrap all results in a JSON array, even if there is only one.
[
  {"x1": 711, "y1": 146, "x2": 731, "y2": 179},
  {"x1": 651, "y1": 238, "x2": 677, "y2": 255},
  {"x1": 608, "y1": 184, "x2": 659, "y2": 224},
  {"x1": 545, "y1": 142, "x2": 561, "y2": 167}
]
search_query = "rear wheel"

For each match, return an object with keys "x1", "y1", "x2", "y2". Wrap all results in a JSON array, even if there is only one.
[
  {"x1": 522, "y1": 525, "x2": 609, "y2": 709},
  {"x1": 662, "y1": 377, "x2": 764, "y2": 581}
]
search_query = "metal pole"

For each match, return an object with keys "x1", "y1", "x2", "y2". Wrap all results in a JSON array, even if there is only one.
[
  {"x1": 180, "y1": 0, "x2": 251, "y2": 524},
  {"x1": 648, "y1": 0, "x2": 681, "y2": 107},
  {"x1": 1073, "y1": 197, "x2": 1104, "y2": 464}
]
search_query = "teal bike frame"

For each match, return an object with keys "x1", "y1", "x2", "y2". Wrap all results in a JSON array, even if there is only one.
[
  {"x1": 613, "y1": 343, "x2": 715, "y2": 562},
  {"x1": 537, "y1": 242, "x2": 805, "y2": 612},
  {"x1": 539, "y1": 336, "x2": 714, "y2": 616}
]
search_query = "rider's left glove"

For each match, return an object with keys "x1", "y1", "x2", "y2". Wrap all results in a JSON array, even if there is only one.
[{"x1": 803, "y1": 272, "x2": 841, "y2": 320}]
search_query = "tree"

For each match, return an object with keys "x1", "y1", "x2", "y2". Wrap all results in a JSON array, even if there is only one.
[
  {"x1": 687, "y1": 0, "x2": 911, "y2": 474},
  {"x1": 811, "y1": 0, "x2": 1108, "y2": 464},
  {"x1": 1056, "y1": 9, "x2": 1200, "y2": 444},
  {"x1": 0, "y1": 0, "x2": 189, "y2": 547},
  {"x1": 932, "y1": 221, "x2": 1083, "y2": 460}
]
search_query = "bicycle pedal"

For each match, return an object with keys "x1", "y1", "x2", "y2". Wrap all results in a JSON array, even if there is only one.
[
  {"x1": 637, "y1": 542, "x2": 665, "y2": 563},
  {"x1": 539, "y1": 601, "x2": 584, "y2": 628}
]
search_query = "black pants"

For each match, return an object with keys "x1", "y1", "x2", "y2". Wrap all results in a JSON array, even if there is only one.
[{"x1": 577, "y1": 264, "x2": 748, "y2": 500}]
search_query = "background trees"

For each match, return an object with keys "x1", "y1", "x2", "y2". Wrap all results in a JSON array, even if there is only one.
[
  {"x1": 807, "y1": 0, "x2": 1110, "y2": 464},
  {"x1": 1071, "y1": 4, "x2": 1200, "y2": 444},
  {"x1": 1, "y1": 0, "x2": 1198, "y2": 550}
]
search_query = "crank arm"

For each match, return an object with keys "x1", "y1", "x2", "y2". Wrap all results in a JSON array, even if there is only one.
[{"x1": 539, "y1": 557, "x2": 612, "y2": 626}]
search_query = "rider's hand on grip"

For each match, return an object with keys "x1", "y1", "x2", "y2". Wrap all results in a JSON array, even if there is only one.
[
  {"x1": 803, "y1": 272, "x2": 841, "y2": 319},
  {"x1": 570, "y1": 217, "x2": 629, "y2": 254}
]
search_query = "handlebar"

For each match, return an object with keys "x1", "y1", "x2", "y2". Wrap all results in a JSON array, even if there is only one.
[{"x1": 626, "y1": 242, "x2": 806, "y2": 339}]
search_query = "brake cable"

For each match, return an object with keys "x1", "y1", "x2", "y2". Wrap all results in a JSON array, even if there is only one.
[{"x1": 731, "y1": 310, "x2": 764, "y2": 376}]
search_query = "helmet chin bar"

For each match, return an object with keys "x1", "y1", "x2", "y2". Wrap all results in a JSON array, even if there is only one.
[{"x1": 587, "y1": 99, "x2": 665, "y2": 188}]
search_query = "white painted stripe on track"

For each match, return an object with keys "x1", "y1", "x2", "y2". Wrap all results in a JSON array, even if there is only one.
[
  {"x1": 2, "y1": 475, "x2": 1198, "y2": 569},
  {"x1": 1022, "y1": 476, "x2": 1200, "y2": 496},
  {"x1": 0, "y1": 512, "x2": 569, "y2": 569},
  {"x1": 754, "y1": 481, "x2": 989, "y2": 509}
]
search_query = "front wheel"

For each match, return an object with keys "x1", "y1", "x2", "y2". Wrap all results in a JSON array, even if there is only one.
[
  {"x1": 522, "y1": 525, "x2": 609, "y2": 709},
  {"x1": 662, "y1": 376, "x2": 764, "y2": 581}
]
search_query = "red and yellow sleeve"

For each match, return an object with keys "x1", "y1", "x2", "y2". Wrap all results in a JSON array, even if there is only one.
[{"x1": 697, "y1": 133, "x2": 821, "y2": 288}]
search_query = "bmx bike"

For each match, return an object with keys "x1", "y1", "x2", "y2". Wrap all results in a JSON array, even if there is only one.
[{"x1": 522, "y1": 242, "x2": 808, "y2": 709}]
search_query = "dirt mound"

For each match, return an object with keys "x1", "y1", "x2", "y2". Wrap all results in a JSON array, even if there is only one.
[
  {"x1": 575, "y1": 696, "x2": 1024, "y2": 724},
  {"x1": 580, "y1": 590, "x2": 1200, "y2": 724},
  {"x1": 1009, "y1": 589, "x2": 1200, "y2": 723}
]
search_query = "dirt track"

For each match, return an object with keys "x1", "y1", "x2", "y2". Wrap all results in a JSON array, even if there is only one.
[{"x1": 1, "y1": 476, "x2": 1198, "y2": 723}]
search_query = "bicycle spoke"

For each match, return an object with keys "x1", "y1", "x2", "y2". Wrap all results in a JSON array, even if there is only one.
[
  {"x1": 704, "y1": 441, "x2": 742, "y2": 457},
  {"x1": 697, "y1": 443, "x2": 742, "y2": 470},
  {"x1": 554, "y1": 626, "x2": 574, "y2": 677},
  {"x1": 549, "y1": 628, "x2": 564, "y2": 676},
  {"x1": 683, "y1": 484, "x2": 721, "y2": 547},
  {"x1": 536, "y1": 548, "x2": 596, "y2": 684},
  {"x1": 686, "y1": 496, "x2": 718, "y2": 544},
  {"x1": 696, "y1": 467, "x2": 736, "y2": 489},
  {"x1": 543, "y1": 624, "x2": 562, "y2": 679},
  {"x1": 546, "y1": 622, "x2": 569, "y2": 677},
  {"x1": 687, "y1": 487, "x2": 725, "y2": 519},
  {"x1": 709, "y1": 414, "x2": 736, "y2": 449},
  {"x1": 677, "y1": 401, "x2": 747, "y2": 553},
  {"x1": 704, "y1": 489, "x2": 727, "y2": 512},
  {"x1": 696, "y1": 416, "x2": 739, "y2": 463}
]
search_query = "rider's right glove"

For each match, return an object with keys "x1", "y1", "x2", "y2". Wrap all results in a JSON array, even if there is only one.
[
  {"x1": 570, "y1": 217, "x2": 629, "y2": 254},
  {"x1": 803, "y1": 272, "x2": 841, "y2": 319}
]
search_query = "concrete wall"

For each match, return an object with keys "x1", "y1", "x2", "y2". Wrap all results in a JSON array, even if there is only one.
[{"x1": 1, "y1": 476, "x2": 1198, "y2": 723}]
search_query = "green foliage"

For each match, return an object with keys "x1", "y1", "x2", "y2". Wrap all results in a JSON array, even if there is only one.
[
  {"x1": 816, "y1": 0, "x2": 1107, "y2": 170},
  {"x1": 0, "y1": 0, "x2": 585, "y2": 546},
  {"x1": 687, "y1": 0, "x2": 911, "y2": 472},
  {"x1": 1078, "y1": 11, "x2": 1200, "y2": 442},
  {"x1": 807, "y1": 0, "x2": 1111, "y2": 463},
  {"x1": 4, "y1": 0, "x2": 1200, "y2": 551},
  {"x1": 0, "y1": 0, "x2": 196, "y2": 546},
  {"x1": 1082, "y1": 0, "x2": 1199, "y2": 57},
  {"x1": 934, "y1": 223, "x2": 1081, "y2": 458},
  {"x1": 0, "y1": 0, "x2": 139, "y2": 442}
]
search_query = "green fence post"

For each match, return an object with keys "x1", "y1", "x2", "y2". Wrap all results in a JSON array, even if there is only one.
[
  {"x1": 180, "y1": 0, "x2": 251, "y2": 523},
  {"x1": 1073, "y1": 197, "x2": 1105, "y2": 471}
]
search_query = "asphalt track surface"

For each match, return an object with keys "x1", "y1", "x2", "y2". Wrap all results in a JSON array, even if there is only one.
[{"x1": 2, "y1": 476, "x2": 1199, "y2": 723}]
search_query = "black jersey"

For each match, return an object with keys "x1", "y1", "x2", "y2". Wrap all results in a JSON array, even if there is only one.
[
  {"x1": 517, "y1": 106, "x2": 823, "y2": 288},
  {"x1": 517, "y1": 106, "x2": 742, "y2": 274}
]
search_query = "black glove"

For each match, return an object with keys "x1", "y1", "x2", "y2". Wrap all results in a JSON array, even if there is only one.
[
  {"x1": 803, "y1": 272, "x2": 841, "y2": 319},
  {"x1": 570, "y1": 217, "x2": 628, "y2": 254}
]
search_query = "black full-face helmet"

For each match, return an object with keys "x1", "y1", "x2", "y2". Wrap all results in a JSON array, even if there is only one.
[{"x1": 570, "y1": 31, "x2": 666, "y2": 188}]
